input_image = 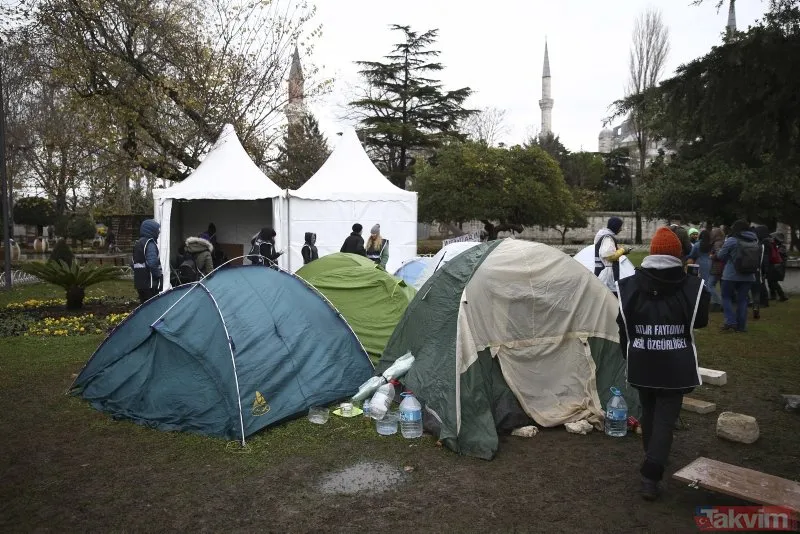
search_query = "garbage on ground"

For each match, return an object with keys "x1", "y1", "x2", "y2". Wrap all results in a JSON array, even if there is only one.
[
  {"x1": 351, "y1": 352, "x2": 415, "y2": 402},
  {"x1": 782, "y1": 394, "x2": 800, "y2": 411},
  {"x1": 604, "y1": 386, "x2": 628, "y2": 437},
  {"x1": 511, "y1": 425, "x2": 539, "y2": 438},
  {"x1": 332, "y1": 405, "x2": 363, "y2": 418},
  {"x1": 565, "y1": 420, "x2": 593, "y2": 435},
  {"x1": 308, "y1": 406, "x2": 329, "y2": 424},
  {"x1": 369, "y1": 380, "x2": 398, "y2": 420},
  {"x1": 376, "y1": 411, "x2": 399, "y2": 435},
  {"x1": 399, "y1": 392, "x2": 423, "y2": 438}
]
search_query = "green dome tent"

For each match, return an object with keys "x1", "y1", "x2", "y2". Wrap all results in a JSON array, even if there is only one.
[
  {"x1": 296, "y1": 253, "x2": 416, "y2": 357},
  {"x1": 71, "y1": 266, "x2": 374, "y2": 445},
  {"x1": 376, "y1": 239, "x2": 640, "y2": 460}
]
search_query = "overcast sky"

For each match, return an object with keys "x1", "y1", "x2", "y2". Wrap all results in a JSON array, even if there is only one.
[{"x1": 304, "y1": 0, "x2": 766, "y2": 153}]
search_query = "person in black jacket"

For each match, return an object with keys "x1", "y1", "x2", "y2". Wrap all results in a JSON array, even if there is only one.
[
  {"x1": 301, "y1": 232, "x2": 319, "y2": 265},
  {"x1": 617, "y1": 227, "x2": 710, "y2": 501},
  {"x1": 247, "y1": 227, "x2": 282, "y2": 267},
  {"x1": 340, "y1": 223, "x2": 366, "y2": 256},
  {"x1": 768, "y1": 232, "x2": 789, "y2": 302}
]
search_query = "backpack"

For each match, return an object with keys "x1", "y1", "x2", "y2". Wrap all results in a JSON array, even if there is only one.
[
  {"x1": 733, "y1": 238, "x2": 760, "y2": 275},
  {"x1": 247, "y1": 239, "x2": 265, "y2": 265},
  {"x1": 178, "y1": 253, "x2": 200, "y2": 283},
  {"x1": 769, "y1": 241, "x2": 783, "y2": 265}
]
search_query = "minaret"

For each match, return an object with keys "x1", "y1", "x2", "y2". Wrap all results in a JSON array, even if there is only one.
[
  {"x1": 286, "y1": 46, "x2": 306, "y2": 132},
  {"x1": 538, "y1": 40, "x2": 554, "y2": 138},
  {"x1": 726, "y1": 0, "x2": 737, "y2": 40}
]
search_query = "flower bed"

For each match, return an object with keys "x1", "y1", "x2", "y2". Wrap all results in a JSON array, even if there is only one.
[{"x1": 1, "y1": 297, "x2": 135, "y2": 337}]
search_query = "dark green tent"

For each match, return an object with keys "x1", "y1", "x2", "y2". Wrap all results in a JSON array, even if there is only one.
[{"x1": 377, "y1": 239, "x2": 640, "y2": 460}]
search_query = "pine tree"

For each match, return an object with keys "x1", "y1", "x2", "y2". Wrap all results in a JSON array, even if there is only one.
[
  {"x1": 272, "y1": 114, "x2": 330, "y2": 189},
  {"x1": 349, "y1": 25, "x2": 475, "y2": 188}
]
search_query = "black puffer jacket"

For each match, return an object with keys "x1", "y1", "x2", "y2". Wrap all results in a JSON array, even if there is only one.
[{"x1": 617, "y1": 255, "x2": 710, "y2": 390}]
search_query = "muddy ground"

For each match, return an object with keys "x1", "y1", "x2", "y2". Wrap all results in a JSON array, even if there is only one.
[{"x1": 1, "y1": 299, "x2": 799, "y2": 533}]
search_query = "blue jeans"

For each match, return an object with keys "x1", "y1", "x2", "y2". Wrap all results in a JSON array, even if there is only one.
[
  {"x1": 722, "y1": 280, "x2": 750, "y2": 331},
  {"x1": 706, "y1": 273, "x2": 722, "y2": 306}
]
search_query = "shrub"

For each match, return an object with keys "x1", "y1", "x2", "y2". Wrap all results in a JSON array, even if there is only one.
[
  {"x1": 13, "y1": 197, "x2": 57, "y2": 233},
  {"x1": 50, "y1": 239, "x2": 75, "y2": 265},
  {"x1": 20, "y1": 260, "x2": 122, "y2": 309},
  {"x1": 68, "y1": 214, "x2": 97, "y2": 244}
]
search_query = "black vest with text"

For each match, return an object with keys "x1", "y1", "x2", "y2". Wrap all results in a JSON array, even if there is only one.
[
  {"x1": 133, "y1": 238, "x2": 157, "y2": 290},
  {"x1": 617, "y1": 272, "x2": 704, "y2": 389}
]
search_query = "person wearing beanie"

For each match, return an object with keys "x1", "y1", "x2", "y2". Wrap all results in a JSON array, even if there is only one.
[
  {"x1": 716, "y1": 219, "x2": 759, "y2": 330},
  {"x1": 593, "y1": 216, "x2": 631, "y2": 294},
  {"x1": 688, "y1": 228, "x2": 699, "y2": 243},
  {"x1": 365, "y1": 223, "x2": 389, "y2": 269},
  {"x1": 616, "y1": 226, "x2": 710, "y2": 501},
  {"x1": 340, "y1": 223, "x2": 367, "y2": 256}
]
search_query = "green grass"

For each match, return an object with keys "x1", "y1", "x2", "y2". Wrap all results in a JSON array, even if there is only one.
[
  {"x1": 627, "y1": 249, "x2": 647, "y2": 267},
  {"x1": 0, "y1": 279, "x2": 137, "y2": 308}
]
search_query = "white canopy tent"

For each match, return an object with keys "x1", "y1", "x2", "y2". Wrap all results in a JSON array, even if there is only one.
[
  {"x1": 287, "y1": 128, "x2": 417, "y2": 273},
  {"x1": 153, "y1": 124, "x2": 285, "y2": 290}
]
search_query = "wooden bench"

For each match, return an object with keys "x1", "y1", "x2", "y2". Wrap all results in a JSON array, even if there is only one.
[{"x1": 673, "y1": 457, "x2": 800, "y2": 513}]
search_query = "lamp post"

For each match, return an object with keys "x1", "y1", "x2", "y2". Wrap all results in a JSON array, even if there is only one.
[{"x1": 0, "y1": 44, "x2": 11, "y2": 291}]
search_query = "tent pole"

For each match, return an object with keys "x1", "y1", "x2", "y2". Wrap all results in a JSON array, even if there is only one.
[{"x1": 285, "y1": 190, "x2": 291, "y2": 271}]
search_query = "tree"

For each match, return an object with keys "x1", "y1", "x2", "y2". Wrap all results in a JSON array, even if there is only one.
[
  {"x1": 272, "y1": 114, "x2": 330, "y2": 189},
  {"x1": 415, "y1": 141, "x2": 576, "y2": 239},
  {"x1": 561, "y1": 152, "x2": 605, "y2": 189},
  {"x1": 526, "y1": 132, "x2": 569, "y2": 166},
  {"x1": 348, "y1": 25, "x2": 475, "y2": 188},
  {"x1": 4, "y1": 0, "x2": 321, "y2": 192},
  {"x1": 615, "y1": 0, "x2": 800, "y2": 238},
  {"x1": 462, "y1": 107, "x2": 510, "y2": 147},
  {"x1": 13, "y1": 196, "x2": 56, "y2": 234},
  {"x1": 625, "y1": 7, "x2": 670, "y2": 244}
]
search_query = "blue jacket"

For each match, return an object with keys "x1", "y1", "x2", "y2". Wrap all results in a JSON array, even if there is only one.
[
  {"x1": 139, "y1": 219, "x2": 162, "y2": 279},
  {"x1": 716, "y1": 231, "x2": 757, "y2": 282}
]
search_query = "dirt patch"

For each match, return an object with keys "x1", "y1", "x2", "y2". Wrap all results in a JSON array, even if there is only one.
[{"x1": 0, "y1": 304, "x2": 799, "y2": 532}]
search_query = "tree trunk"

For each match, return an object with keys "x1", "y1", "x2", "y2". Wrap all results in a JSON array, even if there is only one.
[
  {"x1": 635, "y1": 211, "x2": 643, "y2": 244},
  {"x1": 66, "y1": 286, "x2": 85, "y2": 310}
]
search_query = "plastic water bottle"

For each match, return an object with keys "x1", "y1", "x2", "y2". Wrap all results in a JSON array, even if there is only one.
[
  {"x1": 399, "y1": 392, "x2": 423, "y2": 438},
  {"x1": 362, "y1": 398, "x2": 371, "y2": 418},
  {"x1": 605, "y1": 386, "x2": 628, "y2": 437},
  {"x1": 369, "y1": 382, "x2": 395, "y2": 420}
]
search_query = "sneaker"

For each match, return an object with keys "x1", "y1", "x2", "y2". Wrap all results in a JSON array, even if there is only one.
[
  {"x1": 640, "y1": 476, "x2": 660, "y2": 501},
  {"x1": 720, "y1": 324, "x2": 736, "y2": 333}
]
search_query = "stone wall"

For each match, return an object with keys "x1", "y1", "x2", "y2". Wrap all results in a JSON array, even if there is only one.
[{"x1": 419, "y1": 212, "x2": 667, "y2": 245}]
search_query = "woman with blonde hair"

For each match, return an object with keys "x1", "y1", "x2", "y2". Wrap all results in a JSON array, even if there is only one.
[{"x1": 365, "y1": 224, "x2": 389, "y2": 269}]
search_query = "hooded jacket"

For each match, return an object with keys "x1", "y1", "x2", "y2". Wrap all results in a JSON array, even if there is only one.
[
  {"x1": 302, "y1": 232, "x2": 319, "y2": 264},
  {"x1": 716, "y1": 230, "x2": 759, "y2": 282},
  {"x1": 185, "y1": 236, "x2": 214, "y2": 276},
  {"x1": 248, "y1": 228, "x2": 281, "y2": 266},
  {"x1": 133, "y1": 219, "x2": 162, "y2": 290},
  {"x1": 617, "y1": 255, "x2": 710, "y2": 390},
  {"x1": 340, "y1": 232, "x2": 366, "y2": 256}
]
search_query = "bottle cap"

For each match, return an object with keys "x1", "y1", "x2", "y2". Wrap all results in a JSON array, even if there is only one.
[{"x1": 610, "y1": 386, "x2": 621, "y2": 396}]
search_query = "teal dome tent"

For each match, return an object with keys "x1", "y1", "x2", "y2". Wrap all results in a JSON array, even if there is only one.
[{"x1": 71, "y1": 265, "x2": 373, "y2": 444}]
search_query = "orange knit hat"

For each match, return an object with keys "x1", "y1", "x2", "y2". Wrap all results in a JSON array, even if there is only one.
[{"x1": 650, "y1": 227, "x2": 683, "y2": 258}]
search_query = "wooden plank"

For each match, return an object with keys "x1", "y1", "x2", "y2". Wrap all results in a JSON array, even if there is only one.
[
  {"x1": 673, "y1": 457, "x2": 800, "y2": 513},
  {"x1": 682, "y1": 396, "x2": 717, "y2": 414},
  {"x1": 700, "y1": 367, "x2": 728, "y2": 386}
]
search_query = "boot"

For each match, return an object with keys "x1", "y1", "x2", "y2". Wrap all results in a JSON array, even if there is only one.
[{"x1": 640, "y1": 476, "x2": 660, "y2": 501}]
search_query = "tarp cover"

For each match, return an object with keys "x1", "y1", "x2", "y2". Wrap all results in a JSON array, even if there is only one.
[
  {"x1": 378, "y1": 239, "x2": 639, "y2": 459},
  {"x1": 71, "y1": 266, "x2": 373, "y2": 443},
  {"x1": 296, "y1": 253, "x2": 416, "y2": 357}
]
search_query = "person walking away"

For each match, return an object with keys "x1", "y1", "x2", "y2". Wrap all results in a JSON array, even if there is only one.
[
  {"x1": 133, "y1": 219, "x2": 162, "y2": 304},
  {"x1": 183, "y1": 234, "x2": 214, "y2": 278},
  {"x1": 716, "y1": 220, "x2": 759, "y2": 332},
  {"x1": 688, "y1": 229, "x2": 714, "y2": 292},
  {"x1": 616, "y1": 227, "x2": 710, "y2": 501},
  {"x1": 753, "y1": 225, "x2": 773, "y2": 312},
  {"x1": 768, "y1": 232, "x2": 789, "y2": 302},
  {"x1": 365, "y1": 224, "x2": 389, "y2": 268},
  {"x1": 247, "y1": 228, "x2": 282, "y2": 267},
  {"x1": 340, "y1": 223, "x2": 366, "y2": 256},
  {"x1": 706, "y1": 226, "x2": 726, "y2": 311},
  {"x1": 594, "y1": 216, "x2": 631, "y2": 295},
  {"x1": 302, "y1": 232, "x2": 319, "y2": 265}
]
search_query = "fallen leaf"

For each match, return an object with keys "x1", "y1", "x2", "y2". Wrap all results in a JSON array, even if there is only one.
[{"x1": 404, "y1": 466, "x2": 414, "y2": 472}]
